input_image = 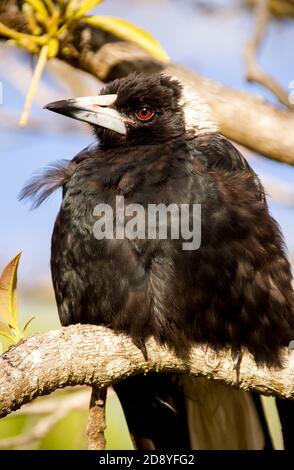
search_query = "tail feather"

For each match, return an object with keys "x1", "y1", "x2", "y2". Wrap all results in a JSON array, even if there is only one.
[
  {"x1": 181, "y1": 376, "x2": 266, "y2": 449},
  {"x1": 113, "y1": 374, "x2": 190, "y2": 450},
  {"x1": 276, "y1": 398, "x2": 294, "y2": 449},
  {"x1": 114, "y1": 374, "x2": 271, "y2": 450}
]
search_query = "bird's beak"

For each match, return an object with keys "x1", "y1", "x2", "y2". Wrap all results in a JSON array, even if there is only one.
[{"x1": 44, "y1": 94, "x2": 127, "y2": 135}]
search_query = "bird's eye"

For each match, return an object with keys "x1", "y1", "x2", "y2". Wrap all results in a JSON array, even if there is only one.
[{"x1": 135, "y1": 106, "x2": 154, "y2": 122}]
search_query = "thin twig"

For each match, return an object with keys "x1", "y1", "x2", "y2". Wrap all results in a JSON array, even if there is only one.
[
  {"x1": 19, "y1": 44, "x2": 49, "y2": 127},
  {"x1": 14, "y1": 389, "x2": 90, "y2": 416},
  {"x1": 87, "y1": 386, "x2": 107, "y2": 450},
  {"x1": 0, "y1": 389, "x2": 90, "y2": 449},
  {"x1": 245, "y1": 0, "x2": 294, "y2": 109}
]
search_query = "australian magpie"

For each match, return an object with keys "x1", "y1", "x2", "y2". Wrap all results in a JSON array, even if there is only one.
[{"x1": 21, "y1": 72, "x2": 294, "y2": 449}]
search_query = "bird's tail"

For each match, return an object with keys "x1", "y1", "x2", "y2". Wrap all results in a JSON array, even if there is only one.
[
  {"x1": 181, "y1": 376, "x2": 268, "y2": 449},
  {"x1": 114, "y1": 373, "x2": 272, "y2": 450}
]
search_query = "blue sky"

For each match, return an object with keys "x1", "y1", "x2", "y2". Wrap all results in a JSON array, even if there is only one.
[{"x1": 0, "y1": 0, "x2": 293, "y2": 287}]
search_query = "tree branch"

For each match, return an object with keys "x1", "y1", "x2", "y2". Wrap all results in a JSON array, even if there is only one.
[
  {"x1": 0, "y1": 325, "x2": 293, "y2": 421},
  {"x1": 60, "y1": 32, "x2": 294, "y2": 166},
  {"x1": 245, "y1": 0, "x2": 293, "y2": 109},
  {"x1": 1, "y1": 2, "x2": 294, "y2": 165}
]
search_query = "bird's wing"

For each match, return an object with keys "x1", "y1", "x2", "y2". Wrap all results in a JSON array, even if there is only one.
[
  {"x1": 113, "y1": 136, "x2": 275, "y2": 450},
  {"x1": 193, "y1": 134, "x2": 252, "y2": 171},
  {"x1": 173, "y1": 135, "x2": 272, "y2": 450},
  {"x1": 191, "y1": 134, "x2": 265, "y2": 201}
]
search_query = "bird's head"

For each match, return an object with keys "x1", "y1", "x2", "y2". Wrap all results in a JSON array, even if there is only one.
[{"x1": 45, "y1": 72, "x2": 217, "y2": 148}]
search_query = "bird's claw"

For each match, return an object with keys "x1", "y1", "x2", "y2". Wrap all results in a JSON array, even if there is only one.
[
  {"x1": 231, "y1": 349, "x2": 242, "y2": 382},
  {"x1": 133, "y1": 338, "x2": 148, "y2": 361}
]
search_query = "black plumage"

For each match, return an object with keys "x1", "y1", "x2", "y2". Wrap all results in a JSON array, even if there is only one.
[{"x1": 20, "y1": 72, "x2": 294, "y2": 449}]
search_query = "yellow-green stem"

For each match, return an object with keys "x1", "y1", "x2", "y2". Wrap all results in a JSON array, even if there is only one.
[
  {"x1": 25, "y1": 0, "x2": 49, "y2": 18},
  {"x1": 43, "y1": 0, "x2": 56, "y2": 15},
  {"x1": 0, "y1": 21, "x2": 45, "y2": 44},
  {"x1": 19, "y1": 45, "x2": 49, "y2": 127}
]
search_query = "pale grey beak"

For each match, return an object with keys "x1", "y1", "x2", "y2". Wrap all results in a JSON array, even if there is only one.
[{"x1": 44, "y1": 94, "x2": 127, "y2": 135}]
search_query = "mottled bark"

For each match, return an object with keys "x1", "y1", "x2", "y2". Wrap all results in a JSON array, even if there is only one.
[{"x1": 87, "y1": 386, "x2": 107, "y2": 450}]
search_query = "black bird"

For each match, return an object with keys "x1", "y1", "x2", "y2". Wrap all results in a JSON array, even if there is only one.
[{"x1": 21, "y1": 72, "x2": 294, "y2": 449}]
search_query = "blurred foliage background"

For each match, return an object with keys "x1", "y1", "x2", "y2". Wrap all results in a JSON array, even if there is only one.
[{"x1": 0, "y1": 0, "x2": 293, "y2": 449}]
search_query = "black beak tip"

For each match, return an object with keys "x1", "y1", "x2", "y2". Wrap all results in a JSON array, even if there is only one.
[
  {"x1": 44, "y1": 102, "x2": 57, "y2": 112},
  {"x1": 44, "y1": 100, "x2": 69, "y2": 112}
]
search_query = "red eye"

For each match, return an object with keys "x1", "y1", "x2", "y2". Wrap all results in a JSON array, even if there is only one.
[{"x1": 135, "y1": 106, "x2": 154, "y2": 122}]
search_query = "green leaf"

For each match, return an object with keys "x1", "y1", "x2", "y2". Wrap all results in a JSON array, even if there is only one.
[
  {"x1": 0, "y1": 321, "x2": 11, "y2": 335},
  {"x1": 0, "y1": 321, "x2": 15, "y2": 342},
  {"x1": 0, "y1": 252, "x2": 22, "y2": 327},
  {"x1": 84, "y1": 16, "x2": 169, "y2": 63},
  {"x1": 0, "y1": 331, "x2": 16, "y2": 342}
]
